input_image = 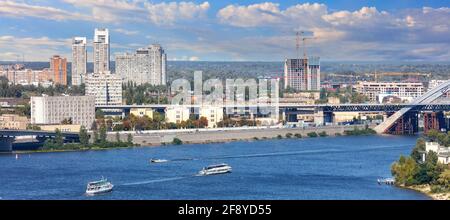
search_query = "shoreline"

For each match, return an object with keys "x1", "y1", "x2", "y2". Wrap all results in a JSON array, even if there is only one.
[
  {"x1": 399, "y1": 184, "x2": 450, "y2": 200},
  {"x1": 9, "y1": 125, "x2": 377, "y2": 154}
]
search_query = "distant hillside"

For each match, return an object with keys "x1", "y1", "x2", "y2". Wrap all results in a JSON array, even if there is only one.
[{"x1": 1, "y1": 61, "x2": 449, "y2": 82}]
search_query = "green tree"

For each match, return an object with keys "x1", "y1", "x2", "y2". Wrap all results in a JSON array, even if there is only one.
[
  {"x1": 411, "y1": 138, "x2": 426, "y2": 163},
  {"x1": 391, "y1": 156, "x2": 418, "y2": 186},
  {"x1": 437, "y1": 170, "x2": 450, "y2": 188},
  {"x1": 172, "y1": 137, "x2": 183, "y2": 145},
  {"x1": 54, "y1": 129, "x2": 64, "y2": 147},
  {"x1": 79, "y1": 126, "x2": 89, "y2": 146},
  {"x1": 414, "y1": 151, "x2": 444, "y2": 184},
  {"x1": 127, "y1": 134, "x2": 133, "y2": 145},
  {"x1": 95, "y1": 109, "x2": 105, "y2": 119},
  {"x1": 99, "y1": 125, "x2": 107, "y2": 144},
  {"x1": 93, "y1": 130, "x2": 99, "y2": 144}
]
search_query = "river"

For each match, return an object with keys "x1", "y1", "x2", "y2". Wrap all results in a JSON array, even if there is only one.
[{"x1": 0, "y1": 135, "x2": 429, "y2": 200}]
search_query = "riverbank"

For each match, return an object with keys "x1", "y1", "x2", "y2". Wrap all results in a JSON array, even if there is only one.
[
  {"x1": 401, "y1": 184, "x2": 450, "y2": 200},
  {"x1": 110, "y1": 125, "x2": 374, "y2": 147},
  {"x1": 12, "y1": 125, "x2": 375, "y2": 154}
]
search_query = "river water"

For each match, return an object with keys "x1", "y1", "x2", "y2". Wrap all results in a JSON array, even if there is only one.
[{"x1": 0, "y1": 135, "x2": 429, "y2": 200}]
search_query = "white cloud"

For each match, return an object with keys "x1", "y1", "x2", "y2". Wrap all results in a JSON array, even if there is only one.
[
  {"x1": 62, "y1": 0, "x2": 210, "y2": 25},
  {"x1": 322, "y1": 7, "x2": 388, "y2": 26},
  {"x1": 0, "y1": 0, "x2": 89, "y2": 21},
  {"x1": 405, "y1": 15, "x2": 416, "y2": 27},
  {"x1": 0, "y1": 35, "x2": 71, "y2": 61},
  {"x1": 113, "y1": 28, "x2": 139, "y2": 35},
  {"x1": 217, "y1": 2, "x2": 283, "y2": 27},
  {"x1": 217, "y1": 2, "x2": 328, "y2": 28},
  {"x1": 144, "y1": 1, "x2": 210, "y2": 25}
]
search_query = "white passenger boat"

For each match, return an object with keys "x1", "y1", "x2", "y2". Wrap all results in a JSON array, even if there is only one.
[
  {"x1": 85, "y1": 177, "x2": 114, "y2": 195},
  {"x1": 198, "y1": 163, "x2": 232, "y2": 176},
  {"x1": 150, "y1": 159, "x2": 169, "y2": 163}
]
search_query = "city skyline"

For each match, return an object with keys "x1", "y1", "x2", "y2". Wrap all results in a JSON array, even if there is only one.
[{"x1": 0, "y1": 0, "x2": 449, "y2": 62}]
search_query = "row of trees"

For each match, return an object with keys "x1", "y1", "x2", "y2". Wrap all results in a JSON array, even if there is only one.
[
  {"x1": 123, "y1": 82, "x2": 168, "y2": 105},
  {"x1": 391, "y1": 130, "x2": 450, "y2": 192},
  {"x1": 42, "y1": 126, "x2": 134, "y2": 151}
]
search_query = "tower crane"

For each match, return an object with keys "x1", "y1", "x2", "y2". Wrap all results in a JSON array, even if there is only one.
[{"x1": 295, "y1": 31, "x2": 316, "y2": 59}]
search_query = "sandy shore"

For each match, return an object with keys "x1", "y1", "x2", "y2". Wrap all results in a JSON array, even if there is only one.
[{"x1": 402, "y1": 184, "x2": 450, "y2": 200}]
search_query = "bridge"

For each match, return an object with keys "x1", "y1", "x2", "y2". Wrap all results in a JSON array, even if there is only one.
[
  {"x1": 0, "y1": 130, "x2": 79, "y2": 152},
  {"x1": 374, "y1": 80, "x2": 450, "y2": 134}
]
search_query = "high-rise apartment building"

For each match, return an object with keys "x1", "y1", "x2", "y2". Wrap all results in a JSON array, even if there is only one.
[
  {"x1": 85, "y1": 73, "x2": 122, "y2": 106},
  {"x1": 50, "y1": 55, "x2": 67, "y2": 85},
  {"x1": 116, "y1": 44, "x2": 167, "y2": 85},
  {"x1": 93, "y1": 28, "x2": 110, "y2": 74},
  {"x1": 307, "y1": 57, "x2": 321, "y2": 91},
  {"x1": 31, "y1": 96, "x2": 95, "y2": 128},
  {"x1": 71, "y1": 37, "x2": 87, "y2": 85},
  {"x1": 284, "y1": 57, "x2": 320, "y2": 91}
]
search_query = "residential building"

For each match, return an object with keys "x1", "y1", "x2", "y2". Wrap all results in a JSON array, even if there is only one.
[
  {"x1": 50, "y1": 55, "x2": 67, "y2": 85},
  {"x1": 85, "y1": 73, "x2": 122, "y2": 106},
  {"x1": 284, "y1": 57, "x2": 320, "y2": 91},
  {"x1": 308, "y1": 57, "x2": 321, "y2": 91},
  {"x1": 93, "y1": 28, "x2": 110, "y2": 74},
  {"x1": 0, "y1": 67, "x2": 53, "y2": 86},
  {"x1": 115, "y1": 44, "x2": 167, "y2": 85},
  {"x1": 423, "y1": 141, "x2": 450, "y2": 165},
  {"x1": 0, "y1": 114, "x2": 29, "y2": 130},
  {"x1": 72, "y1": 37, "x2": 87, "y2": 85},
  {"x1": 130, "y1": 108, "x2": 153, "y2": 118},
  {"x1": 199, "y1": 106, "x2": 224, "y2": 128},
  {"x1": 165, "y1": 106, "x2": 190, "y2": 124},
  {"x1": 31, "y1": 96, "x2": 95, "y2": 128},
  {"x1": 354, "y1": 81, "x2": 424, "y2": 103}
]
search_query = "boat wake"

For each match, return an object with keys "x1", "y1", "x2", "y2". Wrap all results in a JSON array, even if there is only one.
[
  {"x1": 121, "y1": 176, "x2": 188, "y2": 186},
  {"x1": 168, "y1": 145, "x2": 410, "y2": 162},
  {"x1": 209, "y1": 149, "x2": 341, "y2": 160}
]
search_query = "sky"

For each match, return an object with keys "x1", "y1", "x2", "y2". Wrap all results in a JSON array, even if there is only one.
[{"x1": 0, "y1": 0, "x2": 449, "y2": 62}]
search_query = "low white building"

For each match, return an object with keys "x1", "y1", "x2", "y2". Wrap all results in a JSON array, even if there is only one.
[
  {"x1": 354, "y1": 81, "x2": 424, "y2": 103},
  {"x1": 199, "y1": 106, "x2": 224, "y2": 128},
  {"x1": 85, "y1": 72, "x2": 122, "y2": 106},
  {"x1": 165, "y1": 106, "x2": 190, "y2": 124},
  {"x1": 423, "y1": 141, "x2": 450, "y2": 165},
  {"x1": 31, "y1": 95, "x2": 95, "y2": 128}
]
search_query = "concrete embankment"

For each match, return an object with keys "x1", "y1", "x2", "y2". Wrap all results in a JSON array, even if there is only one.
[{"x1": 107, "y1": 125, "x2": 372, "y2": 146}]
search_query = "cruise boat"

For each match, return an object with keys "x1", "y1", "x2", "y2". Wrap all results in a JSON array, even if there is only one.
[
  {"x1": 85, "y1": 177, "x2": 114, "y2": 195},
  {"x1": 150, "y1": 159, "x2": 169, "y2": 163},
  {"x1": 198, "y1": 163, "x2": 232, "y2": 176}
]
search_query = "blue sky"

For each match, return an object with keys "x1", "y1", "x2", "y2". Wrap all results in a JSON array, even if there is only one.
[{"x1": 0, "y1": 0, "x2": 449, "y2": 62}]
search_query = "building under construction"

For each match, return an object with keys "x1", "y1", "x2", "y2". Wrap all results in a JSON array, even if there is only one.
[
  {"x1": 283, "y1": 31, "x2": 321, "y2": 91},
  {"x1": 284, "y1": 57, "x2": 320, "y2": 91}
]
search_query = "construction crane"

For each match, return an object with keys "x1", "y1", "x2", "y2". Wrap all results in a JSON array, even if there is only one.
[{"x1": 295, "y1": 31, "x2": 316, "y2": 59}]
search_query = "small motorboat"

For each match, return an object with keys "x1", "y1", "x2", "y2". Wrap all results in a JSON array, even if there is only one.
[
  {"x1": 150, "y1": 159, "x2": 169, "y2": 163},
  {"x1": 85, "y1": 177, "x2": 114, "y2": 195},
  {"x1": 198, "y1": 163, "x2": 232, "y2": 176}
]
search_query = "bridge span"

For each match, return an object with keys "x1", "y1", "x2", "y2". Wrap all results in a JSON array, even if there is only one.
[
  {"x1": 374, "y1": 80, "x2": 450, "y2": 134},
  {"x1": 0, "y1": 130, "x2": 79, "y2": 152}
]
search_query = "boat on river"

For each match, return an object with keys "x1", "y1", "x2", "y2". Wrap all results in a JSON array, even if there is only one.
[
  {"x1": 198, "y1": 163, "x2": 232, "y2": 176},
  {"x1": 150, "y1": 159, "x2": 169, "y2": 163},
  {"x1": 85, "y1": 177, "x2": 114, "y2": 195}
]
